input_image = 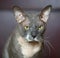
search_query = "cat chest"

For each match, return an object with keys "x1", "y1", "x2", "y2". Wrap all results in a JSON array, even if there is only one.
[
  {"x1": 21, "y1": 44, "x2": 41, "y2": 58},
  {"x1": 16, "y1": 37, "x2": 42, "y2": 58}
]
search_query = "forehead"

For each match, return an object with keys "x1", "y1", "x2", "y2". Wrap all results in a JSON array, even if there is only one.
[{"x1": 25, "y1": 11, "x2": 43, "y2": 26}]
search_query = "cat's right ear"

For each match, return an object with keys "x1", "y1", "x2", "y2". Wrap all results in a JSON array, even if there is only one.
[
  {"x1": 13, "y1": 6, "x2": 26, "y2": 23},
  {"x1": 40, "y1": 5, "x2": 52, "y2": 23}
]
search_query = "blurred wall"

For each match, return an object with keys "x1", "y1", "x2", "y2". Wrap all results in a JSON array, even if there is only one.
[
  {"x1": 0, "y1": 0, "x2": 60, "y2": 9},
  {"x1": 0, "y1": 0, "x2": 60, "y2": 58}
]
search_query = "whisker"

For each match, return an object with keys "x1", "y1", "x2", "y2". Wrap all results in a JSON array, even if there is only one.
[
  {"x1": 44, "y1": 40, "x2": 55, "y2": 50},
  {"x1": 44, "y1": 41, "x2": 51, "y2": 56},
  {"x1": 44, "y1": 40, "x2": 55, "y2": 56}
]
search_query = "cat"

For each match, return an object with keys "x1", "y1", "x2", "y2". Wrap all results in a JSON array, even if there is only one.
[{"x1": 2, "y1": 5, "x2": 52, "y2": 58}]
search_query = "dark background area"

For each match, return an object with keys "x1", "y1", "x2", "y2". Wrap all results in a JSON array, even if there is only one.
[{"x1": 0, "y1": 0, "x2": 60, "y2": 58}]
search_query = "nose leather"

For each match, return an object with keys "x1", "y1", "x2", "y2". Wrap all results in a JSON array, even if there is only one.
[{"x1": 31, "y1": 32, "x2": 37, "y2": 38}]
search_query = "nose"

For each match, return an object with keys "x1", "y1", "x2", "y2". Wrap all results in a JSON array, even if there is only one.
[{"x1": 31, "y1": 32, "x2": 37, "y2": 38}]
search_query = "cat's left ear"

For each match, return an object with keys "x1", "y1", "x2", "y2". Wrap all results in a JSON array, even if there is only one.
[
  {"x1": 13, "y1": 6, "x2": 25, "y2": 23},
  {"x1": 40, "y1": 5, "x2": 52, "y2": 23}
]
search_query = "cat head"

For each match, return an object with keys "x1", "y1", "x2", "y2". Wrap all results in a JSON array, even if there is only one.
[{"x1": 13, "y1": 5, "x2": 52, "y2": 43}]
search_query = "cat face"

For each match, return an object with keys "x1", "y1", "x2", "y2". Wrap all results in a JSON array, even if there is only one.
[{"x1": 13, "y1": 5, "x2": 52, "y2": 42}]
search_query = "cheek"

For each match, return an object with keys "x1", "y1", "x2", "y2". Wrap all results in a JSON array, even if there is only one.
[{"x1": 18, "y1": 25, "x2": 25, "y2": 36}]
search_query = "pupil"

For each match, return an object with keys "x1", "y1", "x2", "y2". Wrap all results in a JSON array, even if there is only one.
[{"x1": 26, "y1": 26, "x2": 28, "y2": 28}]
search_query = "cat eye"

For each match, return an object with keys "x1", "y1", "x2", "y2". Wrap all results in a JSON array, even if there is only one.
[
  {"x1": 38, "y1": 26, "x2": 44, "y2": 30},
  {"x1": 24, "y1": 26, "x2": 29, "y2": 30}
]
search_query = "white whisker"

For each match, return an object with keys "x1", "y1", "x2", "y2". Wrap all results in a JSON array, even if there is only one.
[
  {"x1": 44, "y1": 41, "x2": 51, "y2": 56},
  {"x1": 44, "y1": 40, "x2": 55, "y2": 50},
  {"x1": 44, "y1": 40, "x2": 55, "y2": 56}
]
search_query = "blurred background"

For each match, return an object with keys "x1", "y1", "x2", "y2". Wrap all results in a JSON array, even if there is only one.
[{"x1": 0, "y1": 0, "x2": 60, "y2": 58}]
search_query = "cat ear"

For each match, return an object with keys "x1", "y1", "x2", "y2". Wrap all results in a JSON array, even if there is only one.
[
  {"x1": 13, "y1": 6, "x2": 25, "y2": 23},
  {"x1": 40, "y1": 5, "x2": 52, "y2": 23}
]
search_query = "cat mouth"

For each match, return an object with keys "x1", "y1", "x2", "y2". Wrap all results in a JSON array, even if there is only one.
[
  {"x1": 17, "y1": 36, "x2": 42, "y2": 48},
  {"x1": 28, "y1": 41, "x2": 40, "y2": 46}
]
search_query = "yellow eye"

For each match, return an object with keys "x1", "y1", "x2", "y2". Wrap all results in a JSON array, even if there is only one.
[
  {"x1": 38, "y1": 26, "x2": 44, "y2": 30},
  {"x1": 24, "y1": 26, "x2": 29, "y2": 30}
]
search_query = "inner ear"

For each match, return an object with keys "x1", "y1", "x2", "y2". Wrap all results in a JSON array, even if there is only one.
[
  {"x1": 39, "y1": 5, "x2": 52, "y2": 23},
  {"x1": 13, "y1": 6, "x2": 26, "y2": 23}
]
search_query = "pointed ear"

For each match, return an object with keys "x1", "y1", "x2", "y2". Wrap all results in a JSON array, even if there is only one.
[
  {"x1": 40, "y1": 5, "x2": 52, "y2": 23},
  {"x1": 13, "y1": 6, "x2": 25, "y2": 23}
]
